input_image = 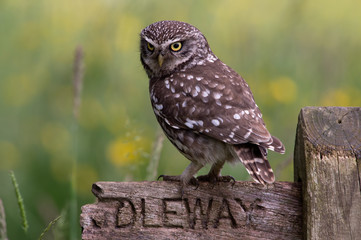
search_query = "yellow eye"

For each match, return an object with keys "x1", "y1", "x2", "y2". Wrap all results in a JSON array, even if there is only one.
[
  {"x1": 147, "y1": 42, "x2": 154, "y2": 51},
  {"x1": 170, "y1": 42, "x2": 182, "y2": 52}
]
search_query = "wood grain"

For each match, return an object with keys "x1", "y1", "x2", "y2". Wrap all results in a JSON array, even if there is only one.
[
  {"x1": 81, "y1": 181, "x2": 302, "y2": 240},
  {"x1": 294, "y1": 107, "x2": 361, "y2": 240}
]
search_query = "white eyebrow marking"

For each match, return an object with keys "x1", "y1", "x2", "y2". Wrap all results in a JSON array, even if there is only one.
[
  {"x1": 160, "y1": 38, "x2": 182, "y2": 48},
  {"x1": 143, "y1": 37, "x2": 158, "y2": 46}
]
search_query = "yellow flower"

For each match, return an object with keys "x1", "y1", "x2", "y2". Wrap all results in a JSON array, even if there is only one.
[
  {"x1": 320, "y1": 89, "x2": 361, "y2": 106},
  {"x1": 269, "y1": 77, "x2": 297, "y2": 104},
  {"x1": 107, "y1": 138, "x2": 141, "y2": 166}
]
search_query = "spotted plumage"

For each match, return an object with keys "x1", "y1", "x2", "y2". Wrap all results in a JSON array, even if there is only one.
[{"x1": 140, "y1": 20, "x2": 285, "y2": 187}]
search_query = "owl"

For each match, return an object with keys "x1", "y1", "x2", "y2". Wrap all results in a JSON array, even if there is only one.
[{"x1": 140, "y1": 20, "x2": 285, "y2": 189}]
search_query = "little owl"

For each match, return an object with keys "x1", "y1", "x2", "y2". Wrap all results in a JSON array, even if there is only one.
[{"x1": 140, "y1": 20, "x2": 285, "y2": 189}]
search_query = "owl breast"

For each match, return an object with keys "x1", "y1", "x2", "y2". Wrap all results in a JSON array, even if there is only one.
[
  {"x1": 149, "y1": 59, "x2": 243, "y2": 165},
  {"x1": 154, "y1": 113, "x2": 236, "y2": 165}
]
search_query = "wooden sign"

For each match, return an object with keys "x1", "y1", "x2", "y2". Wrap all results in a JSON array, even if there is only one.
[
  {"x1": 80, "y1": 106, "x2": 361, "y2": 240},
  {"x1": 81, "y1": 181, "x2": 302, "y2": 240}
]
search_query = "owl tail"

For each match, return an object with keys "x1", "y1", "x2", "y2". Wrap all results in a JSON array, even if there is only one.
[
  {"x1": 233, "y1": 143, "x2": 275, "y2": 184},
  {"x1": 260, "y1": 135, "x2": 285, "y2": 154}
]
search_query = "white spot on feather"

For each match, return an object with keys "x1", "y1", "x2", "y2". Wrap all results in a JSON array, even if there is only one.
[
  {"x1": 155, "y1": 104, "x2": 163, "y2": 110},
  {"x1": 213, "y1": 92, "x2": 222, "y2": 99},
  {"x1": 185, "y1": 118, "x2": 203, "y2": 128},
  {"x1": 152, "y1": 95, "x2": 158, "y2": 103},
  {"x1": 244, "y1": 129, "x2": 252, "y2": 139},
  {"x1": 206, "y1": 54, "x2": 217, "y2": 63},
  {"x1": 211, "y1": 119, "x2": 220, "y2": 126},
  {"x1": 185, "y1": 122, "x2": 193, "y2": 128}
]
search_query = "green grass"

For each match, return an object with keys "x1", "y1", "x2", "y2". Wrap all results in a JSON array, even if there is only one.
[
  {"x1": 10, "y1": 171, "x2": 28, "y2": 233},
  {"x1": 38, "y1": 215, "x2": 62, "y2": 240}
]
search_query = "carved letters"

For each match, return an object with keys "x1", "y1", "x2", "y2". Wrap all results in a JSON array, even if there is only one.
[
  {"x1": 95, "y1": 197, "x2": 263, "y2": 230},
  {"x1": 81, "y1": 182, "x2": 303, "y2": 239}
]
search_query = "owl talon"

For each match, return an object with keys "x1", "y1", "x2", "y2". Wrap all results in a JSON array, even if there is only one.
[
  {"x1": 219, "y1": 175, "x2": 236, "y2": 186},
  {"x1": 157, "y1": 175, "x2": 181, "y2": 182},
  {"x1": 189, "y1": 177, "x2": 199, "y2": 189}
]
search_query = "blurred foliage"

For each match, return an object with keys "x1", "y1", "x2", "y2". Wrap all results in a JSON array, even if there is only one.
[{"x1": 0, "y1": 0, "x2": 360, "y2": 239}]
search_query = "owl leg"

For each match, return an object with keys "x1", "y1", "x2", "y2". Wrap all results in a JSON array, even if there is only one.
[{"x1": 197, "y1": 160, "x2": 235, "y2": 184}]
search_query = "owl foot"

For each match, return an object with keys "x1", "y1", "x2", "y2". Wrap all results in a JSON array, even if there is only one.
[
  {"x1": 197, "y1": 174, "x2": 236, "y2": 185},
  {"x1": 157, "y1": 174, "x2": 179, "y2": 182}
]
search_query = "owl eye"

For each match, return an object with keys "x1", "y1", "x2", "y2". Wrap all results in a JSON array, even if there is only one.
[
  {"x1": 147, "y1": 42, "x2": 155, "y2": 51},
  {"x1": 170, "y1": 42, "x2": 182, "y2": 52}
]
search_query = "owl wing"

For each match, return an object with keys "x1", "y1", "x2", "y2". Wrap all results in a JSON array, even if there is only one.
[{"x1": 151, "y1": 60, "x2": 284, "y2": 153}]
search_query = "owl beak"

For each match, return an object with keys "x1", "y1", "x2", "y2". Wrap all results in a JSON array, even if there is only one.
[{"x1": 158, "y1": 54, "x2": 164, "y2": 67}]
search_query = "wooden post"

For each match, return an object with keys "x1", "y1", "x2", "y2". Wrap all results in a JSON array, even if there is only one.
[
  {"x1": 81, "y1": 181, "x2": 302, "y2": 240},
  {"x1": 294, "y1": 107, "x2": 361, "y2": 240}
]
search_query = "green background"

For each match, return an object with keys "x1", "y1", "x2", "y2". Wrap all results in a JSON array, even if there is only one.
[{"x1": 0, "y1": 0, "x2": 360, "y2": 239}]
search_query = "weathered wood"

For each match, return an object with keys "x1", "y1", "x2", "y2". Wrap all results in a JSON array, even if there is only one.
[
  {"x1": 81, "y1": 181, "x2": 302, "y2": 240},
  {"x1": 294, "y1": 107, "x2": 361, "y2": 240}
]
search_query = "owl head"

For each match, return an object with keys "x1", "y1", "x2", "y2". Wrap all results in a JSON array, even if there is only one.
[{"x1": 140, "y1": 21, "x2": 212, "y2": 79}]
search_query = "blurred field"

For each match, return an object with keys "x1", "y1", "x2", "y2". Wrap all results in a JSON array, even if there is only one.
[{"x1": 0, "y1": 0, "x2": 360, "y2": 239}]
